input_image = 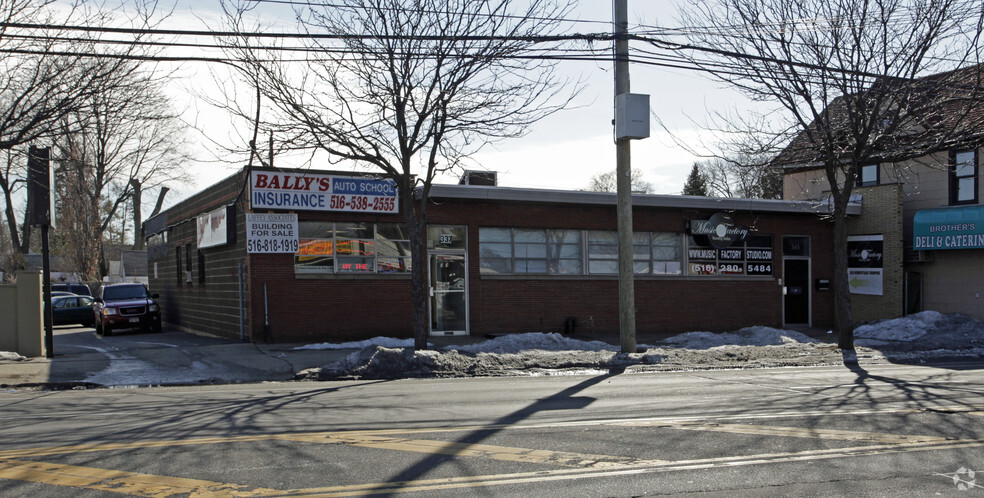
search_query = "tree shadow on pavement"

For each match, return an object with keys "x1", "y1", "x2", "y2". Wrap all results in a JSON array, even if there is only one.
[{"x1": 378, "y1": 367, "x2": 625, "y2": 495}]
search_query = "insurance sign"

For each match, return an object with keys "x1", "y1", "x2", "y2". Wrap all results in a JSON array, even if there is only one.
[{"x1": 250, "y1": 171, "x2": 398, "y2": 214}]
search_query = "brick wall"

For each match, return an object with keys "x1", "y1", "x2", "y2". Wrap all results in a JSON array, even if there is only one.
[
  {"x1": 152, "y1": 169, "x2": 839, "y2": 343},
  {"x1": 149, "y1": 171, "x2": 250, "y2": 340},
  {"x1": 847, "y1": 184, "x2": 904, "y2": 322}
]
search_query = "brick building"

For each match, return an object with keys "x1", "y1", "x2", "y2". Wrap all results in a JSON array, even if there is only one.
[{"x1": 147, "y1": 167, "x2": 847, "y2": 343}]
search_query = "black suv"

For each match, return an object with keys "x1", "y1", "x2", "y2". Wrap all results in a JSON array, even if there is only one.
[{"x1": 94, "y1": 283, "x2": 162, "y2": 336}]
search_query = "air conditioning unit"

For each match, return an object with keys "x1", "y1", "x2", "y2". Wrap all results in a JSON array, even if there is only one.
[
  {"x1": 185, "y1": 271, "x2": 193, "y2": 283},
  {"x1": 908, "y1": 251, "x2": 934, "y2": 263}
]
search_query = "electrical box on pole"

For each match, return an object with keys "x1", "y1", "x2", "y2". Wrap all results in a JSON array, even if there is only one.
[
  {"x1": 615, "y1": 93, "x2": 650, "y2": 140},
  {"x1": 27, "y1": 146, "x2": 54, "y2": 228}
]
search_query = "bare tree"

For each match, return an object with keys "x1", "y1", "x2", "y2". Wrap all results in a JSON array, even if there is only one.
[
  {"x1": 674, "y1": 0, "x2": 984, "y2": 349},
  {"x1": 697, "y1": 156, "x2": 782, "y2": 199},
  {"x1": 220, "y1": 0, "x2": 579, "y2": 349},
  {"x1": 586, "y1": 169, "x2": 654, "y2": 194},
  {"x1": 0, "y1": 0, "x2": 169, "y2": 257},
  {"x1": 53, "y1": 63, "x2": 188, "y2": 280}
]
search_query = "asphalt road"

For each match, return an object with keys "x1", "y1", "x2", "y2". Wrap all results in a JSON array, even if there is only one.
[{"x1": 2, "y1": 361, "x2": 983, "y2": 496}]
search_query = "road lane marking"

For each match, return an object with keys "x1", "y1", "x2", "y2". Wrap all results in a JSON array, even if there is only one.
[
  {"x1": 281, "y1": 433, "x2": 668, "y2": 468},
  {"x1": 0, "y1": 459, "x2": 283, "y2": 497},
  {"x1": 2, "y1": 417, "x2": 982, "y2": 496},
  {"x1": 616, "y1": 421, "x2": 950, "y2": 444}
]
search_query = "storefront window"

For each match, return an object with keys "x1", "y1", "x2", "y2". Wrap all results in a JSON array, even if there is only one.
[
  {"x1": 587, "y1": 231, "x2": 650, "y2": 274},
  {"x1": 295, "y1": 222, "x2": 411, "y2": 274},
  {"x1": 479, "y1": 228, "x2": 682, "y2": 276},
  {"x1": 687, "y1": 234, "x2": 774, "y2": 276},
  {"x1": 478, "y1": 228, "x2": 583, "y2": 274},
  {"x1": 652, "y1": 233, "x2": 682, "y2": 275}
]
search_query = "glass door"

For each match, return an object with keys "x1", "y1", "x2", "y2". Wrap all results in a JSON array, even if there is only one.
[{"x1": 430, "y1": 253, "x2": 468, "y2": 335}]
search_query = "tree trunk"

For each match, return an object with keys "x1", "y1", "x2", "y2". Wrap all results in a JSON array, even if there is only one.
[
  {"x1": 831, "y1": 200, "x2": 854, "y2": 350},
  {"x1": 401, "y1": 182, "x2": 430, "y2": 351},
  {"x1": 1, "y1": 179, "x2": 20, "y2": 253},
  {"x1": 149, "y1": 187, "x2": 169, "y2": 217}
]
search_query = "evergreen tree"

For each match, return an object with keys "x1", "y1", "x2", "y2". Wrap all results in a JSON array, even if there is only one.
[{"x1": 682, "y1": 164, "x2": 709, "y2": 196}]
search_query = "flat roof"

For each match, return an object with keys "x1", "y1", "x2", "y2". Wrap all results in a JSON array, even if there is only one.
[{"x1": 427, "y1": 184, "x2": 860, "y2": 215}]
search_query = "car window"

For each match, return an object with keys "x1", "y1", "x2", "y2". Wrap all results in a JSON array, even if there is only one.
[
  {"x1": 79, "y1": 296, "x2": 94, "y2": 306},
  {"x1": 53, "y1": 297, "x2": 77, "y2": 308},
  {"x1": 103, "y1": 285, "x2": 149, "y2": 300}
]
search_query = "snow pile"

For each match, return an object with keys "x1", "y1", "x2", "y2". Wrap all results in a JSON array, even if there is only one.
[
  {"x1": 0, "y1": 351, "x2": 25, "y2": 361},
  {"x1": 296, "y1": 312, "x2": 984, "y2": 381},
  {"x1": 659, "y1": 327, "x2": 818, "y2": 349},
  {"x1": 297, "y1": 337, "x2": 421, "y2": 350},
  {"x1": 854, "y1": 310, "x2": 942, "y2": 343},
  {"x1": 452, "y1": 332, "x2": 625, "y2": 354}
]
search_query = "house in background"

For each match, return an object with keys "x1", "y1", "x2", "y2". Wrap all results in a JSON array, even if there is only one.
[
  {"x1": 780, "y1": 68, "x2": 984, "y2": 323},
  {"x1": 106, "y1": 250, "x2": 149, "y2": 285}
]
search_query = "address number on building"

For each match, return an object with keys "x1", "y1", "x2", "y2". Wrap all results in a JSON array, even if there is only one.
[{"x1": 246, "y1": 213, "x2": 299, "y2": 254}]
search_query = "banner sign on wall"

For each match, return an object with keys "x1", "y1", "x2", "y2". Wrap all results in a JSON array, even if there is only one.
[
  {"x1": 250, "y1": 171, "x2": 398, "y2": 213},
  {"x1": 246, "y1": 213, "x2": 299, "y2": 253},
  {"x1": 196, "y1": 206, "x2": 233, "y2": 249},
  {"x1": 847, "y1": 234, "x2": 883, "y2": 295}
]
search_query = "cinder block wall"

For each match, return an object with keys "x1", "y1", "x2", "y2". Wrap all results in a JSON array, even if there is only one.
[{"x1": 847, "y1": 184, "x2": 904, "y2": 323}]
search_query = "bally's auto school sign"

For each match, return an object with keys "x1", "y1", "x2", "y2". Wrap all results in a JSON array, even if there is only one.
[{"x1": 250, "y1": 171, "x2": 397, "y2": 213}]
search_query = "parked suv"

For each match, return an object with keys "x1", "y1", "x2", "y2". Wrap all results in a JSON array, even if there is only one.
[
  {"x1": 51, "y1": 283, "x2": 92, "y2": 296},
  {"x1": 94, "y1": 283, "x2": 162, "y2": 336}
]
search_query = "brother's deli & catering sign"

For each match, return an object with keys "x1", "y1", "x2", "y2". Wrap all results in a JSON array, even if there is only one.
[{"x1": 250, "y1": 171, "x2": 398, "y2": 213}]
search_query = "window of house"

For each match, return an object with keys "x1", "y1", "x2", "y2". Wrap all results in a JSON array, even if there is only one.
[
  {"x1": 950, "y1": 149, "x2": 978, "y2": 205},
  {"x1": 857, "y1": 164, "x2": 879, "y2": 187},
  {"x1": 294, "y1": 222, "x2": 411, "y2": 274}
]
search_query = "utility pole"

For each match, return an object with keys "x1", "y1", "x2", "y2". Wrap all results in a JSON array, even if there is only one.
[{"x1": 614, "y1": 0, "x2": 636, "y2": 353}]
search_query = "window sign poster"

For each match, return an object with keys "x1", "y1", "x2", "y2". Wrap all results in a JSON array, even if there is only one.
[
  {"x1": 247, "y1": 213, "x2": 299, "y2": 253},
  {"x1": 847, "y1": 234, "x2": 883, "y2": 295},
  {"x1": 250, "y1": 171, "x2": 398, "y2": 213}
]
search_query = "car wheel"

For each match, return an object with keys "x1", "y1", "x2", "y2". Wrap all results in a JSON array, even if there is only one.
[
  {"x1": 102, "y1": 325, "x2": 112, "y2": 337},
  {"x1": 151, "y1": 319, "x2": 162, "y2": 333}
]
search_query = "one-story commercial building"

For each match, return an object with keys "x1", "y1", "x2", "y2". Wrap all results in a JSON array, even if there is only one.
[{"x1": 146, "y1": 167, "x2": 852, "y2": 343}]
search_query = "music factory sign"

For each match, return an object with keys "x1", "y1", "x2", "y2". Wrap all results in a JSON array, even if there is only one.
[{"x1": 689, "y1": 212, "x2": 750, "y2": 249}]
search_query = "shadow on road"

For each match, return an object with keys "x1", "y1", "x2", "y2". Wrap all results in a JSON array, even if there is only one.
[{"x1": 379, "y1": 367, "x2": 624, "y2": 495}]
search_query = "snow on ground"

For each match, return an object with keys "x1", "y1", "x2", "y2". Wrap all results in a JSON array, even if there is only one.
[
  {"x1": 0, "y1": 351, "x2": 25, "y2": 361},
  {"x1": 293, "y1": 312, "x2": 984, "y2": 381}
]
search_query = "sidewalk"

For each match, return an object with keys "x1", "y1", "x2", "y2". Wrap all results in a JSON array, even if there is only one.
[
  {"x1": 0, "y1": 342, "x2": 356, "y2": 389},
  {"x1": 1, "y1": 328, "x2": 839, "y2": 390}
]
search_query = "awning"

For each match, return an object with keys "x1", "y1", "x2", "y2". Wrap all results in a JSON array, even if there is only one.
[{"x1": 913, "y1": 205, "x2": 984, "y2": 251}]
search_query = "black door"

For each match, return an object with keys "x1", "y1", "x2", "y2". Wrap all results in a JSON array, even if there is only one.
[{"x1": 783, "y1": 259, "x2": 810, "y2": 325}]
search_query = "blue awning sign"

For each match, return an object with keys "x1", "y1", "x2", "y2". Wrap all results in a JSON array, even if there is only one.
[{"x1": 913, "y1": 205, "x2": 984, "y2": 251}]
